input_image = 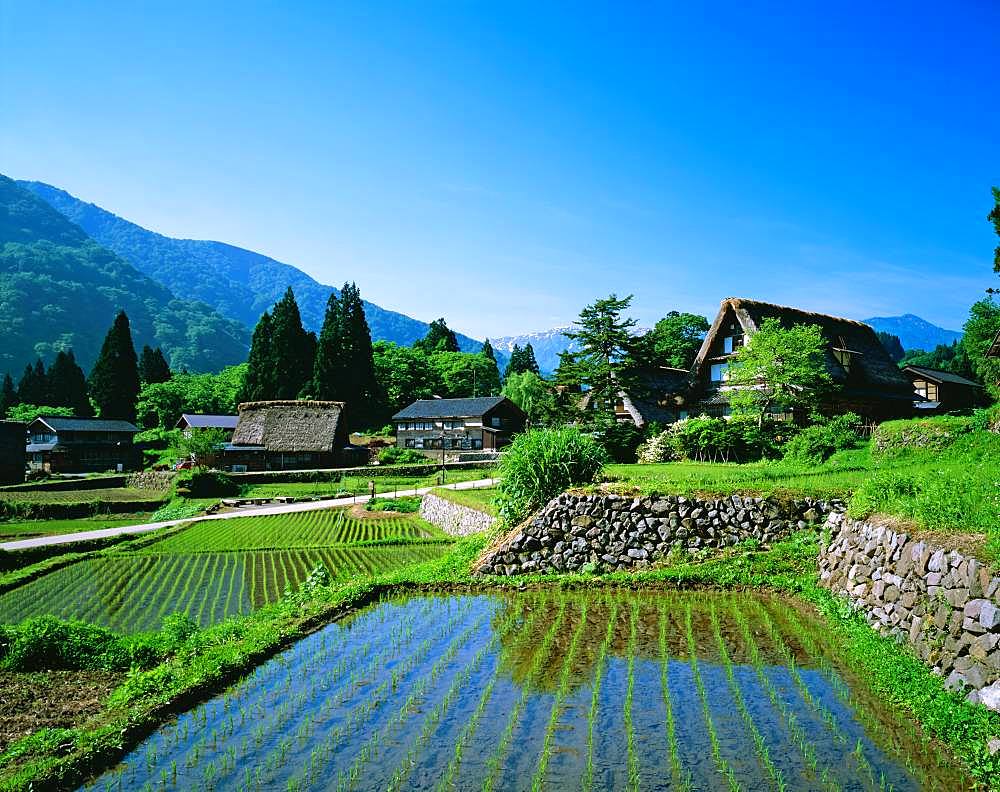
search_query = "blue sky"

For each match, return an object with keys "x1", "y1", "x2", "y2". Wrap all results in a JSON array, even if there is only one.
[{"x1": 2, "y1": 1, "x2": 998, "y2": 339}]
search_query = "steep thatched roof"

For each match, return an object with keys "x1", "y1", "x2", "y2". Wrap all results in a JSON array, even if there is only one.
[
  {"x1": 988, "y1": 329, "x2": 1000, "y2": 359},
  {"x1": 232, "y1": 400, "x2": 347, "y2": 452},
  {"x1": 691, "y1": 298, "x2": 915, "y2": 395}
]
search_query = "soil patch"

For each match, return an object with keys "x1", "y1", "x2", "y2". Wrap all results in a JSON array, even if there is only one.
[{"x1": 0, "y1": 670, "x2": 123, "y2": 751}]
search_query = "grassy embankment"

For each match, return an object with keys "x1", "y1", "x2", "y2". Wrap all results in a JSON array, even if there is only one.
[
  {"x1": 608, "y1": 417, "x2": 1000, "y2": 558},
  {"x1": 237, "y1": 467, "x2": 491, "y2": 499}
]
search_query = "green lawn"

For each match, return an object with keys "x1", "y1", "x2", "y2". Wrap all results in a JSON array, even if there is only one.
[
  {"x1": 430, "y1": 486, "x2": 498, "y2": 516},
  {"x1": 0, "y1": 516, "x2": 151, "y2": 539}
]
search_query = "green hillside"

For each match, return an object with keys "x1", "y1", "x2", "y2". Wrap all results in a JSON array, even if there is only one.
[{"x1": 0, "y1": 175, "x2": 249, "y2": 375}]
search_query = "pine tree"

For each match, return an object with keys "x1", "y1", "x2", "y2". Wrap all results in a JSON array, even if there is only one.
[
  {"x1": 239, "y1": 310, "x2": 274, "y2": 402},
  {"x1": 88, "y1": 310, "x2": 141, "y2": 422},
  {"x1": 503, "y1": 344, "x2": 523, "y2": 380},
  {"x1": 17, "y1": 359, "x2": 48, "y2": 405},
  {"x1": 503, "y1": 343, "x2": 541, "y2": 379},
  {"x1": 269, "y1": 287, "x2": 314, "y2": 399},
  {"x1": 0, "y1": 373, "x2": 17, "y2": 419},
  {"x1": 138, "y1": 345, "x2": 172, "y2": 384},
  {"x1": 415, "y1": 318, "x2": 460, "y2": 353},
  {"x1": 47, "y1": 350, "x2": 93, "y2": 416}
]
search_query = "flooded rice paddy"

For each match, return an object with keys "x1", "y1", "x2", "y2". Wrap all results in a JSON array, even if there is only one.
[{"x1": 83, "y1": 590, "x2": 969, "y2": 791}]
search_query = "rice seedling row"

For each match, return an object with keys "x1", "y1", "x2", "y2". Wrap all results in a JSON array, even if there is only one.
[
  {"x1": 81, "y1": 592, "x2": 968, "y2": 792},
  {"x1": 147, "y1": 508, "x2": 440, "y2": 554},
  {"x1": 0, "y1": 545, "x2": 446, "y2": 631}
]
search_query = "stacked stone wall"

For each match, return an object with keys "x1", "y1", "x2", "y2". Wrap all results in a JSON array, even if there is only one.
[
  {"x1": 477, "y1": 492, "x2": 841, "y2": 576},
  {"x1": 420, "y1": 492, "x2": 497, "y2": 536},
  {"x1": 820, "y1": 513, "x2": 1000, "y2": 705}
]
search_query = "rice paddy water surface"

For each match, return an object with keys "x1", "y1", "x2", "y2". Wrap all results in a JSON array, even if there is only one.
[{"x1": 81, "y1": 590, "x2": 970, "y2": 791}]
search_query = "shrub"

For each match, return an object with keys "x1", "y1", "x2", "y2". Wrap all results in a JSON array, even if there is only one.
[
  {"x1": 666, "y1": 415, "x2": 781, "y2": 463},
  {"x1": 365, "y1": 495, "x2": 421, "y2": 512},
  {"x1": 379, "y1": 446, "x2": 431, "y2": 465},
  {"x1": 636, "y1": 430, "x2": 676, "y2": 464},
  {"x1": 174, "y1": 469, "x2": 239, "y2": 498},
  {"x1": 871, "y1": 416, "x2": 973, "y2": 457},
  {"x1": 0, "y1": 616, "x2": 167, "y2": 672},
  {"x1": 495, "y1": 427, "x2": 607, "y2": 527},
  {"x1": 593, "y1": 421, "x2": 645, "y2": 463},
  {"x1": 782, "y1": 413, "x2": 863, "y2": 464}
]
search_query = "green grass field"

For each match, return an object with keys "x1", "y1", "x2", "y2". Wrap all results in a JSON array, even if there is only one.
[
  {"x1": 430, "y1": 486, "x2": 498, "y2": 516},
  {"x1": 145, "y1": 508, "x2": 444, "y2": 553},
  {"x1": 607, "y1": 450, "x2": 872, "y2": 499},
  {"x1": 0, "y1": 545, "x2": 447, "y2": 631},
  {"x1": 0, "y1": 488, "x2": 166, "y2": 505},
  {"x1": 0, "y1": 515, "x2": 151, "y2": 539}
]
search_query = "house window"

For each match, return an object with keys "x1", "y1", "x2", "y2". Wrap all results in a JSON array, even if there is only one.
[
  {"x1": 710, "y1": 363, "x2": 728, "y2": 383},
  {"x1": 491, "y1": 417, "x2": 501, "y2": 428},
  {"x1": 614, "y1": 399, "x2": 626, "y2": 414},
  {"x1": 833, "y1": 348, "x2": 852, "y2": 373},
  {"x1": 405, "y1": 439, "x2": 415, "y2": 448},
  {"x1": 914, "y1": 381, "x2": 939, "y2": 401},
  {"x1": 472, "y1": 439, "x2": 483, "y2": 450},
  {"x1": 723, "y1": 335, "x2": 743, "y2": 354}
]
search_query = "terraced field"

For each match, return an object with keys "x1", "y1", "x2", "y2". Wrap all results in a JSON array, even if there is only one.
[
  {"x1": 145, "y1": 509, "x2": 443, "y2": 553},
  {"x1": 0, "y1": 545, "x2": 446, "y2": 632}
]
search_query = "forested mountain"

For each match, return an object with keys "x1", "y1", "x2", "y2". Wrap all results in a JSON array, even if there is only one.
[
  {"x1": 863, "y1": 314, "x2": 962, "y2": 351},
  {"x1": 0, "y1": 175, "x2": 249, "y2": 376},
  {"x1": 21, "y1": 180, "x2": 487, "y2": 352}
]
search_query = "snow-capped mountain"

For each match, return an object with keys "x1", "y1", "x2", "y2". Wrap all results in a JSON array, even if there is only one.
[{"x1": 491, "y1": 327, "x2": 579, "y2": 376}]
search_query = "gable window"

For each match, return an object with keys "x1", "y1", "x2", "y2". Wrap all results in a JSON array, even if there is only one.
[
  {"x1": 723, "y1": 335, "x2": 743, "y2": 354},
  {"x1": 491, "y1": 417, "x2": 501, "y2": 428},
  {"x1": 710, "y1": 363, "x2": 728, "y2": 383},
  {"x1": 914, "y1": 380, "x2": 939, "y2": 401},
  {"x1": 833, "y1": 336, "x2": 856, "y2": 374}
]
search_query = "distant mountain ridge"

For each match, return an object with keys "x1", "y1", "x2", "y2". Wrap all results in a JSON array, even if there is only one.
[
  {"x1": 491, "y1": 327, "x2": 578, "y2": 376},
  {"x1": 862, "y1": 314, "x2": 962, "y2": 351},
  {"x1": 0, "y1": 175, "x2": 249, "y2": 375},
  {"x1": 20, "y1": 180, "x2": 487, "y2": 354}
]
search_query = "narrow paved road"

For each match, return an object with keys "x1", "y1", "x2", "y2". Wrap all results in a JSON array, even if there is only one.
[{"x1": 0, "y1": 478, "x2": 497, "y2": 551}]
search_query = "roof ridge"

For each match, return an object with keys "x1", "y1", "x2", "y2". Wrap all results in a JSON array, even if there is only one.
[{"x1": 722, "y1": 297, "x2": 873, "y2": 329}]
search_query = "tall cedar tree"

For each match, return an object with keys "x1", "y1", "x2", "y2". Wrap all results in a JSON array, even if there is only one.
[
  {"x1": 17, "y1": 359, "x2": 48, "y2": 405},
  {"x1": 481, "y1": 338, "x2": 496, "y2": 362},
  {"x1": 504, "y1": 344, "x2": 541, "y2": 379},
  {"x1": 563, "y1": 294, "x2": 639, "y2": 416},
  {"x1": 240, "y1": 310, "x2": 274, "y2": 402},
  {"x1": 416, "y1": 318, "x2": 460, "y2": 353},
  {"x1": 0, "y1": 374, "x2": 17, "y2": 419},
  {"x1": 312, "y1": 282, "x2": 378, "y2": 428},
  {"x1": 138, "y1": 345, "x2": 172, "y2": 384},
  {"x1": 88, "y1": 310, "x2": 141, "y2": 422},
  {"x1": 47, "y1": 350, "x2": 93, "y2": 416},
  {"x1": 240, "y1": 288, "x2": 315, "y2": 402}
]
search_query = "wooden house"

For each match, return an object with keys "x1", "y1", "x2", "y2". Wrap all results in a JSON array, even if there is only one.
[
  {"x1": 580, "y1": 368, "x2": 691, "y2": 429},
  {"x1": 902, "y1": 366, "x2": 985, "y2": 413},
  {"x1": 175, "y1": 414, "x2": 239, "y2": 439},
  {"x1": 0, "y1": 421, "x2": 26, "y2": 484},
  {"x1": 221, "y1": 400, "x2": 366, "y2": 472},
  {"x1": 25, "y1": 416, "x2": 140, "y2": 473},
  {"x1": 392, "y1": 397, "x2": 527, "y2": 457},
  {"x1": 687, "y1": 298, "x2": 917, "y2": 422}
]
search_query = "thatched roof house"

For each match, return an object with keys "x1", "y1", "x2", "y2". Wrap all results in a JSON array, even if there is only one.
[
  {"x1": 224, "y1": 400, "x2": 364, "y2": 471},
  {"x1": 688, "y1": 298, "x2": 916, "y2": 421}
]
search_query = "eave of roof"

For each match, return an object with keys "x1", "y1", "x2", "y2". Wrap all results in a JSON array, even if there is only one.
[{"x1": 902, "y1": 366, "x2": 983, "y2": 388}]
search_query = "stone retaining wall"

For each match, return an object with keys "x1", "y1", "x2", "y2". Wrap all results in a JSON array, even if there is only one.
[
  {"x1": 125, "y1": 471, "x2": 176, "y2": 491},
  {"x1": 477, "y1": 491, "x2": 842, "y2": 576},
  {"x1": 819, "y1": 513, "x2": 1000, "y2": 706},
  {"x1": 420, "y1": 492, "x2": 496, "y2": 536}
]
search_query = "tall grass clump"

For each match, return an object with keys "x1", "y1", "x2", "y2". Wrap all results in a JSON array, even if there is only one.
[{"x1": 495, "y1": 427, "x2": 606, "y2": 527}]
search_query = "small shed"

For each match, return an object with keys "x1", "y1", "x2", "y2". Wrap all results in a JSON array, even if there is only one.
[
  {"x1": 175, "y1": 414, "x2": 239, "y2": 439},
  {"x1": 902, "y1": 366, "x2": 986, "y2": 413}
]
